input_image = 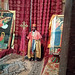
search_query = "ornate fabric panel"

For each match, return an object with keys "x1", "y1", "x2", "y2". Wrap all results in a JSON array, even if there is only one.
[{"x1": 48, "y1": 15, "x2": 64, "y2": 54}]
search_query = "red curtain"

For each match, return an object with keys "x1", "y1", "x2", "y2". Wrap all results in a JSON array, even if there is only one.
[
  {"x1": 30, "y1": 0, "x2": 62, "y2": 73},
  {"x1": 9, "y1": 0, "x2": 31, "y2": 54},
  {"x1": 9, "y1": 0, "x2": 62, "y2": 56},
  {"x1": 31, "y1": 0, "x2": 62, "y2": 59}
]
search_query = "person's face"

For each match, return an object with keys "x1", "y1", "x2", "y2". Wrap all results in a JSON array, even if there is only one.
[
  {"x1": 1, "y1": 34, "x2": 4, "y2": 38},
  {"x1": 32, "y1": 27, "x2": 36, "y2": 31}
]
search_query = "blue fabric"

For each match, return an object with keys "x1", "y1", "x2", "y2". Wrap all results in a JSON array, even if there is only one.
[
  {"x1": 54, "y1": 25, "x2": 61, "y2": 46},
  {"x1": 30, "y1": 19, "x2": 31, "y2": 31},
  {"x1": 32, "y1": 39, "x2": 35, "y2": 53},
  {"x1": 54, "y1": 32, "x2": 61, "y2": 46}
]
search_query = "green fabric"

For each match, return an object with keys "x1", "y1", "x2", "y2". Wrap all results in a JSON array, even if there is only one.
[
  {"x1": 52, "y1": 57, "x2": 54, "y2": 60},
  {"x1": 2, "y1": 20, "x2": 8, "y2": 25},
  {"x1": 0, "y1": 16, "x2": 3, "y2": 18},
  {"x1": 56, "y1": 59, "x2": 58, "y2": 63},
  {"x1": 0, "y1": 8, "x2": 2, "y2": 10},
  {"x1": 0, "y1": 38, "x2": 4, "y2": 44},
  {"x1": 52, "y1": 57, "x2": 56, "y2": 62}
]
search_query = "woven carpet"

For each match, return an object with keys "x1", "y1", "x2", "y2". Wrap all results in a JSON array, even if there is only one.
[
  {"x1": 28, "y1": 61, "x2": 43, "y2": 75},
  {"x1": 42, "y1": 57, "x2": 59, "y2": 75},
  {"x1": 0, "y1": 53, "x2": 43, "y2": 75}
]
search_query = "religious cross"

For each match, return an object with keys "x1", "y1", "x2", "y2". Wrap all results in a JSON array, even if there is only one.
[
  {"x1": 20, "y1": 21, "x2": 28, "y2": 61},
  {"x1": 20, "y1": 21, "x2": 28, "y2": 29}
]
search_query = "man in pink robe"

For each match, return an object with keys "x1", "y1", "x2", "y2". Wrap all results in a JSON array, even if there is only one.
[{"x1": 27, "y1": 24, "x2": 42, "y2": 61}]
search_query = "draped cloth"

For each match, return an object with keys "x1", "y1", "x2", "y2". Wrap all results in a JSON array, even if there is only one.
[
  {"x1": 32, "y1": 39, "x2": 35, "y2": 53},
  {"x1": 27, "y1": 30, "x2": 42, "y2": 58},
  {"x1": 31, "y1": 0, "x2": 62, "y2": 58},
  {"x1": 47, "y1": 15, "x2": 64, "y2": 54},
  {"x1": 9, "y1": 0, "x2": 31, "y2": 54},
  {"x1": 9, "y1": 0, "x2": 62, "y2": 73},
  {"x1": 19, "y1": 28, "x2": 26, "y2": 55},
  {"x1": 27, "y1": 31, "x2": 42, "y2": 40},
  {"x1": 9, "y1": 0, "x2": 62, "y2": 56},
  {"x1": 28, "y1": 40, "x2": 41, "y2": 58}
]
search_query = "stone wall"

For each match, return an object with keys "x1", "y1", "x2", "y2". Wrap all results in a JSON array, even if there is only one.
[
  {"x1": 66, "y1": 0, "x2": 75, "y2": 75},
  {"x1": 59, "y1": 0, "x2": 75, "y2": 75}
]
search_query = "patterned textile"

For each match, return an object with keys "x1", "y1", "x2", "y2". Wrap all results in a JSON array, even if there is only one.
[
  {"x1": 42, "y1": 57, "x2": 59, "y2": 75},
  {"x1": 9, "y1": 0, "x2": 31, "y2": 54},
  {"x1": 42, "y1": 0, "x2": 62, "y2": 72},
  {"x1": 51, "y1": 48, "x2": 61, "y2": 63},
  {"x1": 19, "y1": 29, "x2": 26, "y2": 55},
  {"x1": 9, "y1": 0, "x2": 62, "y2": 55},
  {"x1": 9, "y1": 1, "x2": 62, "y2": 74},
  {"x1": 29, "y1": 0, "x2": 62, "y2": 59},
  {"x1": 0, "y1": 54, "x2": 43, "y2": 75},
  {"x1": 0, "y1": 49, "x2": 13, "y2": 58},
  {"x1": 42, "y1": 15, "x2": 63, "y2": 73},
  {"x1": 27, "y1": 31, "x2": 42, "y2": 40},
  {"x1": 27, "y1": 30, "x2": 42, "y2": 58},
  {"x1": 28, "y1": 61, "x2": 43, "y2": 75},
  {"x1": 48, "y1": 15, "x2": 64, "y2": 54},
  {"x1": 0, "y1": 54, "x2": 30, "y2": 75}
]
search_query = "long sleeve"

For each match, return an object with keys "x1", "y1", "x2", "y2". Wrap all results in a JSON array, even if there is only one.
[
  {"x1": 27, "y1": 32, "x2": 31, "y2": 39},
  {"x1": 37, "y1": 32, "x2": 42, "y2": 40}
]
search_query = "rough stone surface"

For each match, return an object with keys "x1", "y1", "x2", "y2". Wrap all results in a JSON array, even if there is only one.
[{"x1": 59, "y1": 0, "x2": 75, "y2": 75}]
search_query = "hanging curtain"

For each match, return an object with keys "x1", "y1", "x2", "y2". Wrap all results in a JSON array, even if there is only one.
[
  {"x1": 31, "y1": 0, "x2": 62, "y2": 58},
  {"x1": 9, "y1": 0, "x2": 62, "y2": 56},
  {"x1": 42, "y1": 0, "x2": 62, "y2": 73},
  {"x1": 9, "y1": 0, "x2": 31, "y2": 54}
]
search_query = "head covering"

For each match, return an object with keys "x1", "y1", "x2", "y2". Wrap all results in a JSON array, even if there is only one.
[
  {"x1": 1, "y1": 32, "x2": 5, "y2": 36},
  {"x1": 32, "y1": 24, "x2": 36, "y2": 27}
]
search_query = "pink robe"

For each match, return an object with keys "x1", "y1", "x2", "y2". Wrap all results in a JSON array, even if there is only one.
[
  {"x1": 27, "y1": 30, "x2": 42, "y2": 40},
  {"x1": 27, "y1": 30, "x2": 42, "y2": 58}
]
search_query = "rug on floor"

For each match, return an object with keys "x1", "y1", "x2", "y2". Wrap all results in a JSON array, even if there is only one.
[
  {"x1": 0, "y1": 53, "x2": 43, "y2": 75},
  {"x1": 42, "y1": 57, "x2": 59, "y2": 75}
]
